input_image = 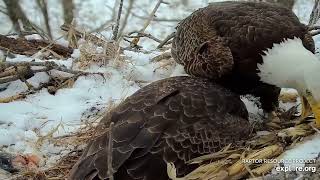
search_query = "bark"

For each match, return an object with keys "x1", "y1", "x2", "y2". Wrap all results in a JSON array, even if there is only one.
[
  {"x1": 3, "y1": 0, "x2": 33, "y2": 32},
  {"x1": 36, "y1": 0, "x2": 52, "y2": 39},
  {"x1": 0, "y1": 35, "x2": 73, "y2": 58},
  {"x1": 62, "y1": 0, "x2": 74, "y2": 25}
]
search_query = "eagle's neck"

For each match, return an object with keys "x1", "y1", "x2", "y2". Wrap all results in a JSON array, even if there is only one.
[{"x1": 257, "y1": 38, "x2": 319, "y2": 92}]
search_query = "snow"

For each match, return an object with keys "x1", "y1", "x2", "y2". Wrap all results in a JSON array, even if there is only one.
[
  {"x1": 281, "y1": 134, "x2": 320, "y2": 169},
  {"x1": 0, "y1": 0, "x2": 319, "y2": 177}
]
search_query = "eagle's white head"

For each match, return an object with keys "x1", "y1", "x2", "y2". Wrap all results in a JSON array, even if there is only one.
[{"x1": 258, "y1": 38, "x2": 320, "y2": 127}]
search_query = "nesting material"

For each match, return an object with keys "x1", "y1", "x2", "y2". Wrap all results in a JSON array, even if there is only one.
[
  {"x1": 167, "y1": 123, "x2": 316, "y2": 180},
  {"x1": 9, "y1": 118, "x2": 316, "y2": 180}
]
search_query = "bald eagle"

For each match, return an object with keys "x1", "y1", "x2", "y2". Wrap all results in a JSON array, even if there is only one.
[
  {"x1": 69, "y1": 76, "x2": 251, "y2": 180},
  {"x1": 171, "y1": 1, "x2": 320, "y2": 126}
]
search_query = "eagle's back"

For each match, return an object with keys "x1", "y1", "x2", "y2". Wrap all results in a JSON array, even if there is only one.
[{"x1": 69, "y1": 76, "x2": 250, "y2": 180}]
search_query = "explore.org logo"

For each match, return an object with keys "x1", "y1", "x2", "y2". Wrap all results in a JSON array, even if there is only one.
[{"x1": 242, "y1": 158, "x2": 317, "y2": 173}]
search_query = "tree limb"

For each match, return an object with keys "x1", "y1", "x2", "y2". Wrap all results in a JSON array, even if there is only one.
[
  {"x1": 157, "y1": 32, "x2": 175, "y2": 48},
  {"x1": 309, "y1": 0, "x2": 320, "y2": 26},
  {"x1": 0, "y1": 34, "x2": 73, "y2": 58},
  {"x1": 36, "y1": 0, "x2": 52, "y2": 39},
  {"x1": 118, "y1": 0, "x2": 134, "y2": 38},
  {"x1": 112, "y1": 0, "x2": 124, "y2": 41}
]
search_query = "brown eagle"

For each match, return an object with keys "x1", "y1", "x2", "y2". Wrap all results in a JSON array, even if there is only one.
[
  {"x1": 69, "y1": 76, "x2": 251, "y2": 180},
  {"x1": 171, "y1": 1, "x2": 320, "y2": 126}
]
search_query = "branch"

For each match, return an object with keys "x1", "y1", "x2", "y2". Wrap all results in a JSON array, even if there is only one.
[
  {"x1": 131, "y1": 12, "x2": 181, "y2": 22},
  {"x1": 112, "y1": 0, "x2": 124, "y2": 41},
  {"x1": 310, "y1": 29, "x2": 320, "y2": 36},
  {"x1": 61, "y1": 24, "x2": 110, "y2": 47},
  {"x1": 0, "y1": 61, "x2": 78, "y2": 85},
  {"x1": 118, "y1": 0, "x2": 134, "y2": 38},
  {"x1": 157, "y1": 32, "x2": 175, "y2": 48},
  {"x1": 0, "y1": 8, "x2": 7, "y2": 15},
  {"x1": 90, "y1": 1, "x2": 118, "y2": 33},
  {"x1": 129, "y1": 0, "x2": 164, "y2": 48},
  {"x1": 139, "y1": 0, "x2": 163, "y2": 33},
  {"x1": 150, "y1": 51, "x2": 172, "y2": 62},
  {"x1": 309, "y1": 0, "x2": 320, "y2": 26},
  {"x1": 36, "y1": 0, "x2": 52, "y2": 39},
  {"x1": 125, "y1": 32, "x2": 162, "y2": 43},
  {"x1": 0, "y1": 34, "x2": 73, "y2": 58},
  {"x1": 62, "y1": 0, "x2": 74, "y2": 25}
]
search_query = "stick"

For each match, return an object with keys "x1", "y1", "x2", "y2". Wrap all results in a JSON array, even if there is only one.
[
  {"x1": 150, "y1": 51, "x2": 172, "y2": 62},
  {"x1": 125, "y1": 32, "x2": 162, "y2": 43},
  {"x1": 112, "y1": 0, "x2": 124, "y2": 41},
  {"x1": 157, "y1": 32, "x2": 175, "y2": 48},
  {"x1": 139, "y1": 0, "x2": 163, "y2": 33},
  {"x1": 310, "y1": 30, "x2": 320, "y2": 36},
  {"x1": 131, "y1": 12, "x2": 181, "y2": 22},
  {"x1": 107, "y1": 122, "x2": 115, "y2": 180},
  {"x1": 61, "y1": 24, "x2": 116, "y2": 48},
  {"x1": 309, "y1": 0, "x2": 320, "y2": 26},
  {"x1": 118, "y1": 0, "x2": 134, "y2": 38},
  {"x1": 129, "y1": 0, "x2": 165, "y2": 47},
  {"x1": 36, "y1": 0, "x2": 52, "y2": 39},
  {"x1": 0, "y1": 34, "x2": 73, "y2": 57},
  {"x1": 0, "y1": 61, "x2": 87, "y2": 85}
]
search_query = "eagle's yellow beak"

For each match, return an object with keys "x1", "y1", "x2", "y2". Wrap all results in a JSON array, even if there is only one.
[{"x1": 303, "y1": 94, "x2": 320, "y2": 128}]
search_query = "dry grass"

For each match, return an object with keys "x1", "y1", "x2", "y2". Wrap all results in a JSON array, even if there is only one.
[
  {"x1": 78, "y1": 36, "x2": 125, "y2": 69},
  {"x1": 279, "y1": 91, "x2": 298, "y2": 103},
  {"x1": 168, "y1": 123, "x2": 316, "y2": 180},
  {"x1": 10, "y1": 117, "x2": 107, "y2": 180}
]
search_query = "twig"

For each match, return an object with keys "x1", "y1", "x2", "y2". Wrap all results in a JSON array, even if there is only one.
[
  {"x1": 125, "y1": 32, "x2": 162, "y2": 43},
  {"x1": 0, "y1": 75, "x2": 19, "y2": 84},
  {"x1": 0, "y1": 8, "x2": 7, "y2": 15},
  {"x1": 36, "y1": 0, "x2": 52, "y2": 39},
  {"x1": 118, "y1": 0, "x2": 134, "y2": 38},
  {"x1": 157, "y1": 32, "x2": 175, "y2": 48},
  {"x1": 309, "y1": 0, "x2": 320, "y2": 26},
  {"x1": 310, "y1": 123, "x2": 320, "y2": 133},
  {"x1": 131, "y1": 12, "x2": 181, "y2": 22},
  {"x1": 90, "y1": 1, "x2": 118, "y2": 33},
  {"x1": 6, "y1": 31, "x2": 39, "y2": 36},
  {"x1": 61, "y1": 24, "x2": 114, "y2": 48},
  {"x1": 128, "y1": 0, "x2": 164, "y2": 47},
  {"x1": 0, "y1": 34, "x2": 73, "y2": 58},
  {"x1": 112, "y1": 0, "x2": 124, "y2": 41},
  {"x1": 29, "y1": 21, "x2": 51, "y2": 40},
  {"x1": 310, "y1": 30, "x2": 320, "y2": 36},
  {"x1": 150, "y1": 51, "x2": 172, "y2": 62},
  {"x1": 0, "y1": 61, "x2": 82, "y2": 85},
  {"x1": 139, "y1": 0, "x2": 163, "y2": 33},
  {"x1": 107, "y1": 122, "x2": 114, "y2": 180},
  {"x1": 308, "y1": 25, "x2": 320, "y2": 31},
  {"x1": 0, "y1": 94, "x2": 25, "y2": 103}
]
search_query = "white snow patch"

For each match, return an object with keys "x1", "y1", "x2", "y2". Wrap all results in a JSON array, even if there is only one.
[{"x1": 280, "y1": 134, "x2": 320, "y2": 168}]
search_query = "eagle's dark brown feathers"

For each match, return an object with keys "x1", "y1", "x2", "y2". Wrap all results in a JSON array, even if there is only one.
[
  {"x1": 172, "y1": 1, "x2": 315, "y2": 113},
  {"x1": 69, "y1": 76, "x2": 251, "y2": 180},
  {"x1": 172, "y1": 1, "x2": 314, "y2": 79}
]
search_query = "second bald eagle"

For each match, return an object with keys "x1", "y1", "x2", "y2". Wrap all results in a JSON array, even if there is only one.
[{"x1": 172, "y1": 1, "x2": 320, "y2": 126}]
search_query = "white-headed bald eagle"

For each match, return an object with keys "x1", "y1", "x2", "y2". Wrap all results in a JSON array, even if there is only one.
[
  {"x1": 171, "y1": 1, "x2": 320, "y2": 127},
  {"x1": 68, "y1": 76, "x2": 251, "y2": 180}
]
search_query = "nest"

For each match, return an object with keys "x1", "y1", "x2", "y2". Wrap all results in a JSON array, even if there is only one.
[
  {"x1": 9, "y1": 107, "x2": 318, "y2": 180},
  {"x1": 9, "y1": 116, "x2": 107, "y2": 180},
  {"x1": 78, "y1": 39, "x2": 124, "y2": 69},
  {"x1": 168, "y1": 122, "x2": 316, "y2": 180}
]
